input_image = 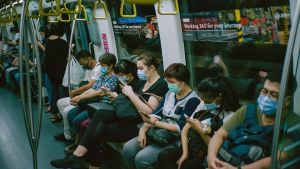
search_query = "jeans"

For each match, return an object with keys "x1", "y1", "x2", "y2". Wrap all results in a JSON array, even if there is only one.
[
  {"x1": 122, "y1": 137, "x2": 176, "y2": 169},
  {"x1": 67, "y1": 106, "x2": 89, "y2": 133}
]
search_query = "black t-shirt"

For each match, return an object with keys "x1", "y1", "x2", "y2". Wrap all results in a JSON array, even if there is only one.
[
  {"x1": 137, "y1": 77, "x2": 168, "y2": 102},
  {"x1": 44, "y1": 38, "x2": 68, "y2": 84}
]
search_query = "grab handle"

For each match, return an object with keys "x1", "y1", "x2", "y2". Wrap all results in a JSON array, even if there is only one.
[{"x1": 120, "y1": 0, "x2": 137, "y2": 18}]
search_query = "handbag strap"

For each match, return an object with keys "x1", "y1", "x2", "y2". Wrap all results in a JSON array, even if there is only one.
[{"x1": 135, "y1": 92, "x2": 162, "y2": 111}]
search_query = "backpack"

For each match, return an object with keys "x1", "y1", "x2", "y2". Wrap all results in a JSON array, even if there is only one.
[{"x1": 221, "y1": 104, "x2": 274, "y2": 165}]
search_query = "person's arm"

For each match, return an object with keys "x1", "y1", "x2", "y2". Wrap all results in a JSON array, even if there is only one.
[
  {"x1": 70, "y1": 79, "x2": 96, "y2": 97},
  {"x1": 122, "y1": 84, "x2": 160, "y2": 114},
  {"x1": 37, "y1": 41, "x2": 45, "y2": 51},
  {"x1": 207, "y1": 128, "x2": 228, "y2": 169},
  {"x1": 186, "y1": 118, "x2": 211, "y2": 145},
  {"x1": 70, "y1": 88, "x2": 104, "y2": 105},
  {"x1": 176, "y1": 124, "x2": 190, "y2": 168}
]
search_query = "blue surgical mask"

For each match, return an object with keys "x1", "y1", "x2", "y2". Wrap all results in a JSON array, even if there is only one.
[
  {"x1": 100, "y1": 66, "x2": 108, "y2": 75},
  {"x1": 168, "y1": 83, "x2": 180, "y2": 94},
  {"x1": 257, "y1": 95, "x2": 278, "y2": 116},
  {"x1": 205, "y1": 102, "x2": 219, "y2": 111},
  {"x1": 137, "y1": 69, "x2": 148, "y2": 81}
]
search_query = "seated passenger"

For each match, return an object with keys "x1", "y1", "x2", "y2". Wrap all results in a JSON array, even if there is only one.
[
  {"x1": 66, "y1": 53, "x2": 118, "y2": 139},
  {"x1": 207, "y1": 71, "x2": 294, "y2": 169},
  {"x1": 51, "y1": 52, "x2": 168, "y2": 169},
  {"x1": 63, "y1": 59, "x2": 140, "y2": 154},
  {"x1": 122, "y1": 63, "x2": 201, "y2": 169},
  {"x1": 156, "y1": 76, "x2": 240, "y2": 169},
  {"x1": 55, "y1": 50, "x2": 101, "y2": 141}
]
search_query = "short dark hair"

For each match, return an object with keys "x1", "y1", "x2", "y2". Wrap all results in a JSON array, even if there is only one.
[
  {"x1": 114, "y1": 59, "x2": 138, "y2": 79},
  {"x1": 198, "y1": 76, "x2": 240, "y2": 111},
  {"x1": 49, "y1": 23, "x2": 64, "y2": 37},
  {"x1": 164, "y1": 63, "x2": 190, "y2": 84},
  {"x1": 76, "y1": 50, "x2": 93, "y2": 60},
  {"x1": 99, "y1": 53, "x2": 117, "y2": 68},
  {"x1": 137, "y1": 52, "x2": 159, "y2": 68},
  {"x1": 265, "y1": 70, "x2": 282, "y2": 84}
]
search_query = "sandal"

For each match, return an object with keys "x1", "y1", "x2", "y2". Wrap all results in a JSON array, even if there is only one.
[{"x1": 51, "y1": 116, "x2": 62, "y2": 123}]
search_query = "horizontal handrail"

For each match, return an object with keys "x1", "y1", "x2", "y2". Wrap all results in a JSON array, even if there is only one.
[{"x1": 125, "y1": 0, "x2": 157, "y2": 5}]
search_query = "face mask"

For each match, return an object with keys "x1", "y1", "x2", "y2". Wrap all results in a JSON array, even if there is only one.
[
  {"x1": 118, "y1": 76, "x2": 129, "y2": 84},
  {"x1": 168, "y1": 83, "x2": 180, "y2": 94},
  {"x1": 205, "y1": 102, "x2": 219, "y2": 111},
  {"x1": 100, "y1": 66, "x2": 108, "y2": 75},
  {"x1": 257, "y1": 95, "x2": 278, "y2": 116},
  {"x1": 137, "y1": 69, "x2": 148, "y2": 81}
]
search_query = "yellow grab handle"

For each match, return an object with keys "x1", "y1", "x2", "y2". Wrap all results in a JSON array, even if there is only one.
[
  {"x1": 25, "y1": 1, "x2": 40, "y2": 18},
  {"x1": 74, "y1": 5, "x2": 87, "y2": 21},
  {"x1": 158, "y1": 0, "x2": 179, "y2": 15},
  {"x1": 60, "y1": 7, "x2": 71, "y2": 22},
  {"x1": 47, "y1": 10, "x2": 59, "y2": 22},
  {"x1": 60, "y1": 0, "x2": 82, "y2": 14},
  {"x1": 39, "y1": 0, "x2": 60, "y2": 17},
  {"x1": 120, "y1": 0, "x2": 137, "y2": 18},
  {"x1": 93, "y1": 0, "x2": 108, "y2": 20}
]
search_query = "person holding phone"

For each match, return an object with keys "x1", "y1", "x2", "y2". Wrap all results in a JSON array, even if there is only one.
[
  {"x1": 51, "y1": 53, "x2": 168, "y2": 169},
  {"x1": 122, "y1": 63, "x2": 201, "y2": 169},
  {"x1": 156, "y1": 76, "x2": 240, "y2": 169}
]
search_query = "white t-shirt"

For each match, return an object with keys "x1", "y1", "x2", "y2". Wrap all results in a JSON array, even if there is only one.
[{"x1": 84, "y1": 63, "x2": 102, "y2": 81}]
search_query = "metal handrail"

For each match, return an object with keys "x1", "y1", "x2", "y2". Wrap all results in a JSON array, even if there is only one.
[
  {"x1": 93, "y1": 0, "x2": 108, "y2": 20},
  {"x1": 271, "y1": 1, "x2": 300, "y2": 169},
  {"x1": 10, "y1": 2, "x2": 20, "y2": 21},
  {"x1": 157, "y1": 0, "x2": 179, "y2": 15},
  {"x1": 38, "y1": 0, "x2": 60, "y2": 17},
  {"x1": 67, "y1": 19, "x2": 77, "y2": 93},
  {"x1": 125, "y1": 0, "x2": 157, "y2": 5},
  {"x1": 120, "y1": 0, "x2": 137, "y2": 18}
]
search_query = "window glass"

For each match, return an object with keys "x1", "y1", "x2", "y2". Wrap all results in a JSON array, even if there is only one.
[
  {"x1": 180, "y1": 0, "x2": 291, "y2": 101},
  {"x1": 108, "y1": 2, "x2": 163, "y2": 71}
]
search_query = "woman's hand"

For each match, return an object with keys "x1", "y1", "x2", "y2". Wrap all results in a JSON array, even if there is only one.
[
  {"x1": 70, "y1": 96, "x2": 81, "y2": 106},
  {"x1": 141, "y1": 113, "x2": 157, "y2": 125},
  {"x1": 137, "y1": 129, "x2": 147, "y2": 148},
  {"x1": 176, "y1": 153, "x2": 188, "y2": 169},
  {"x1": 69, "y1": 90, "x2": 76, "y2": 98},
  {"x1": 122, "y1": 84, "x2": 135, "y2": 97},
  {"x1": 186, "y1": 118, "x2": 203, "y2": 133}
]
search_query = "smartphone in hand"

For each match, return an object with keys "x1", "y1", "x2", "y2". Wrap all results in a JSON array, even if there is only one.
[
  {"x1": 184, "y1": 114, "x2": 190, "y2": 119},
  {"x1": 119, "y1": 79, "x2": 126, "y2": 86}
]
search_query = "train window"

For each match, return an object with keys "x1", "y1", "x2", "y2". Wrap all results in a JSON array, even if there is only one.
[
  {"x1": 108, "y1": 1, "x2": 163, "y2": 67},
  {"x1": 180, "y1": 0, "x2": 291, "y2": 101}
]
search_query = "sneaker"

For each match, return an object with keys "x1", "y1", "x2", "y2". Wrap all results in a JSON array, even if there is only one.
[
  {"x1": 50, "y1": 154, "x2": 87, "y2": 169},
  {"x1": 65, "y1": 144, "x2": 78, "y2": 155},
  {"x1": 54, "y1": 133, "x2": 72, "y2": 143}
]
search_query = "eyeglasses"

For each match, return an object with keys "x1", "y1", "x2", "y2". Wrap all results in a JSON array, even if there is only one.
[{"x1": 260, "y1": 88, "x2": 279, "y2": 100}]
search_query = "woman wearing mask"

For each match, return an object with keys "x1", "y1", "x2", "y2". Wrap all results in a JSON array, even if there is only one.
[
  {"x1": 122, "y1": 63, "x2": 201, "y2": 169},
  {"x1": 51, "y1": 52, "x2": 168, "y2": 169},
  {"x1": 44, "y1": 23, "x2": 68, "y2": 122},
  {"x1": 157, "y1": 76, "x2": 240, "y2": 169}
]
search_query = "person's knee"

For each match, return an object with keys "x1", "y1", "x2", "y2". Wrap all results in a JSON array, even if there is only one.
[{"x1": 135, "y1": 152, "x2": 152, "y2": 169}]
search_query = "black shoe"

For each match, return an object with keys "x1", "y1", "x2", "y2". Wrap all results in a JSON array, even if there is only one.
[
  {"x1": 54, "y1": 133, "x2": 72, "y2": 143},
  {"x1": 50, "y1": 154, "x2": 86, "y2": 169}
]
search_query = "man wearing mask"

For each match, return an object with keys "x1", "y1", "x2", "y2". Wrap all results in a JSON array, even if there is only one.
[
  {"x1": 54, "y1": 50, "x2": 101, "y2": 142},
  {"x1": 208, "y1": 71, "x2": 298, "y2": 169}
]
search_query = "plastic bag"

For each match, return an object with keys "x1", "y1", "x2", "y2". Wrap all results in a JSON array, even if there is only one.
[{"x1": 62, "y1": 56, "x2": 85, "y2": 88}]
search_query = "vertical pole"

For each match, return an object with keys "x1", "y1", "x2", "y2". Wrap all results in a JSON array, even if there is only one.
[{"x1": 234, "y1": 9, "x2": 243, "y2": 43}]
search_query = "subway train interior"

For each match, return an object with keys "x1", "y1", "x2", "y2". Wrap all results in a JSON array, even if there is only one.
[{"x1": 0, "y1": 0, "x2": 300, "y2": 169}]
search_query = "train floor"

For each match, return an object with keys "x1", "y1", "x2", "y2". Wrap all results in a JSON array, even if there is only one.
[{"x1": 0, "y1": 87, "x2": 125, "y2": 169}]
